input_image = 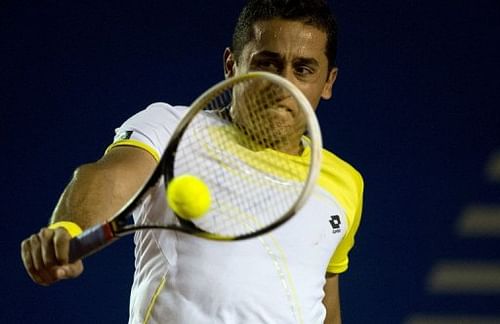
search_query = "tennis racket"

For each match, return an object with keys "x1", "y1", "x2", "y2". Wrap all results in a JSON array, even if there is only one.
[{"x1": 68, "y1": 71, "x2": 323, "y2": 263}]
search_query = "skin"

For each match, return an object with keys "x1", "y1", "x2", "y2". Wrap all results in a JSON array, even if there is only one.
[
  {"x1": 20, "y1": 146, "x2": 156, "y2": 285},
  {"x1": 323, "y1": 273, "x2": 342, "y2": 323},
  {"x1": 224, "y1": 19, "x2": 341, "y2": 323},
  {"x1": 21, "y1": 17, "x2": 341, "y2": 324},
  {"x1": 225, "y1": 19, "x2": 337, "y2": 155}
]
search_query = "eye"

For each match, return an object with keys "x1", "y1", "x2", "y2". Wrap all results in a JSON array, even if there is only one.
[
  {"x1": 252, "y1": 60, "x2": 280, "y2": 73},
  {"x1": 295, "y1": 65, "x2": 314, "y2": 77}
]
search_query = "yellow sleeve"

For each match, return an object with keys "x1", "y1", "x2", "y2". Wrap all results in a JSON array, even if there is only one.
[
  {"x1": 325, "y1": 158, "x2": 364, "y2": 274},
  {"x1": 327, "y1": 188, "x2": 363, "y2": 273},
  {"x1": 105, "y1": 139, "x2": 161, "y2": 162}
]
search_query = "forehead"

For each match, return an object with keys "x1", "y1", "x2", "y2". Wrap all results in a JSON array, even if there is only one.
[{"x1": 244, "y1": 19, "x2": 328, "y2": 60}]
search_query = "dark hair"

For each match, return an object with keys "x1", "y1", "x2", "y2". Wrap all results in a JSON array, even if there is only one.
[{"x1": 231, "y1": 0, "x2": 338, "y2": 69}]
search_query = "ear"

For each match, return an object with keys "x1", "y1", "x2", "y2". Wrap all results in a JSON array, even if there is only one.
[
  {"x1": 321, "y1": 67, "x2": 338, "y2": 100},
  {"x1": 223, "y1": 47, "x2": 236, "y2": 79}
]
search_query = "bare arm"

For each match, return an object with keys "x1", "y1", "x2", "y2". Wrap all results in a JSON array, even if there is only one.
[
  {"x1": 323, "y1": 273, "x2": 341, "y2": 324},
  {"x1": 51, "y1": 146, "x2": 156, "y2": 228},
  {"x1": 21, "y1": 146, "x2": 156, "y2": 286}
]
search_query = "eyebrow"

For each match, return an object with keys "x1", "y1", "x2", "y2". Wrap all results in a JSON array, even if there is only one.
[
  {"x1": 294, "y1": 57, "x2": 320, "y2": 67},
  {"x1": 251, "y1": 50, "x2": 282, "y2": 60},
  {"x1": 252, "y1": 51, "x2": 320, "y2": 67}
]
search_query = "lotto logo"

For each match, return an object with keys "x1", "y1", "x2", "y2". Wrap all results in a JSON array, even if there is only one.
[{"x1": 329, "y1": 215, "x2": 341, "y2": 233}]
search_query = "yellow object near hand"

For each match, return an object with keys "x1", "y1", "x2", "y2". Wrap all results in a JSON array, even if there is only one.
[
  {"x1": 48, "y1": 221, "x2": 83, "y2": 238},
  {"x1": 166, "y1": 175, "x2": 211, "y2": 220}
]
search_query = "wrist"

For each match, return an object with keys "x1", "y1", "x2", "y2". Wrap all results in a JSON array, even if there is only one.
[{"x1": 48, "y1": 221, "x2": 83, "y2": 238}]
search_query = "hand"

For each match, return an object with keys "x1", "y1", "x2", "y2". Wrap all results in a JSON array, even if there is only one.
[{"x1": 21, "y1": 227, "x2": 84, "y2": 286}]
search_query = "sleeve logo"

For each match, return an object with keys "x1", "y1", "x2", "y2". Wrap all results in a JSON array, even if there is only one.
[
  {"x1": 329, "y1": 215, "x2": 342, "y2": 234},
  {"x1": 116, "y1": 130, "x2": 133, "y2": 141}
]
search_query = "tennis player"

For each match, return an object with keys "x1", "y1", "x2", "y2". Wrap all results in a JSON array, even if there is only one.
[{"x1": 21, "y1": 1, "x2": 364, "y2": 323}]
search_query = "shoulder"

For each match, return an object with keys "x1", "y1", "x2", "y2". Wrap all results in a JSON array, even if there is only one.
[
  {"x1": 321, "y1": 149, "x2": 364, "y2": 195},
  {"x1": 322, "y1": 149, "x2": 364, "y2": 274},
  {"x1": 109, "y1": 102, "x2": 190, "y2": 159},
  {"x1": 115, "y1": 102, "x2": 190, "y2": 141},
  {"x1": 128, "y1": 102, "x2": 190, "y2": 125},
  {"x1": 318, "y1": 148, "x2": 364, "y2": 233}
]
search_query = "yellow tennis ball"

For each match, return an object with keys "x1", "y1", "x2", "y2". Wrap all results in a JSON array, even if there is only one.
[{"x1": 166, "y1": 175, "x2": 211, "y2": 220}]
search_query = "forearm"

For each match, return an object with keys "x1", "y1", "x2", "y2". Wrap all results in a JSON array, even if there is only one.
[
  {"x1": 323, "y1": 273, "x2": 341, "y2": 324},
  {"x1": 323, "y1": 296, "x2": 341, "y2": 324},
  {"x1": 21, "y1": 147, "x2": 155, "y2": 286},
  {"x1": 50, "y1": 147, "x2": 156, "y2": 229},
  {"x1": 51, "y1": 163, "x2": 127, "y2": 228}
]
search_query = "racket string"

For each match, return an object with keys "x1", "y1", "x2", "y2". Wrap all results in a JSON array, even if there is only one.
[{"x1": 172, "y1": 78, "x2": 309, "y2": 237}]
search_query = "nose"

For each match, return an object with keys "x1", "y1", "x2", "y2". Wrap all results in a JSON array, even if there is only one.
[{"x1": 278, "y1": 66, "x2": 293, "y2": 80}]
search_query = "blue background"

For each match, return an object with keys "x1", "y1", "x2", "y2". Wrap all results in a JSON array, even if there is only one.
[{"x1": 2, "y1": 1, "x2": 499, "y2": 323}]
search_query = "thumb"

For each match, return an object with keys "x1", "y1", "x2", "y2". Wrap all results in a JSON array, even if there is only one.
[{"x1": 52, "y1": 261, "x2": 84, "y2": 280}]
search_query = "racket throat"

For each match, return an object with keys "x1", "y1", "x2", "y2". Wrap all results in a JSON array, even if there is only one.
[{"x1": 68, "y1": 223, "x2": 118, "y2": 263}]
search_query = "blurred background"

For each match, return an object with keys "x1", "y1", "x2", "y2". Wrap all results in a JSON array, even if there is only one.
[{"x1": 2, "y1": 0, "x2": 499, "y2": 323}]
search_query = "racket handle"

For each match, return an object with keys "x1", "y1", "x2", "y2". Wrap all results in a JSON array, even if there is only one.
[{"x1": 68, "y1": 223, "x2": 117, "y2": 263}]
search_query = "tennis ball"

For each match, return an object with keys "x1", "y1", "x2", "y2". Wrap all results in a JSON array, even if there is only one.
[{"x1": 166, "y1": 175, "x2": 211, "y2": 220}]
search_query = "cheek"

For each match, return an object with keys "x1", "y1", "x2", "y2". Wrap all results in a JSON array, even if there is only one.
[{"x1": 301, "y1": 87, "x2": 323, "y2": 109}]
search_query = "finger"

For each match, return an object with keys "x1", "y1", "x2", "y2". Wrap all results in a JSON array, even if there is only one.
[
  {"x1": 28, "y1": 234, "x2": 43, "y2": 271},
  {"x1": 52, "y1": 228, "x2": 84, "y2": 280},
  {"x1": 21, "y1": 239, "x2": 45, "y2": 285},
  {"x1": 55, "y1": 262, "x2": 84, "y2": 280},
  {"x1": 39, "y1": 228, "x2": 57, "y2": 268},
  {"x1": 53, "y1": 227, "x2": 71, "y2": 264},
  {"x1": 39, "y1": 228, "x2": 71, "y2": 281},
  {"x1": 27, "y1": 234, "x2": 55, "y2": 285}
]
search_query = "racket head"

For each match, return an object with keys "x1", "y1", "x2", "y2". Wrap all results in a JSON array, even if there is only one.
[
  {"x1": 68, "y1": 72, "x2": 324, "y2": 262},
  {"x1": 156, "y1": 71, "x2": 323, "y2": 240}
]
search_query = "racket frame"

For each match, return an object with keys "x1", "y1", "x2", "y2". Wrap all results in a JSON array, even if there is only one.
[{"x1": 68, "y1": 71, "x2": 322, "y2": 262}]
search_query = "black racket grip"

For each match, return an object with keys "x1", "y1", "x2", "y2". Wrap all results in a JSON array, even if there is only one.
[{"x1": 68, "y1": 223, "x2": 117, "y2": 263}]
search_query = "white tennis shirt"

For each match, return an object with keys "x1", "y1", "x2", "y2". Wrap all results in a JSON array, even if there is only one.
[{"x1": 107, "y1": 103, "x2": 364, "y2": 324}]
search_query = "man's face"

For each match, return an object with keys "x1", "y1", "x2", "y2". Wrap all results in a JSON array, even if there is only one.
[
  {"x1": 226, "y1": 19, "x2": 337, "y2": 110},
  {"x1": 224, "y1": 19, "x2": 337, "y2": 154}
]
